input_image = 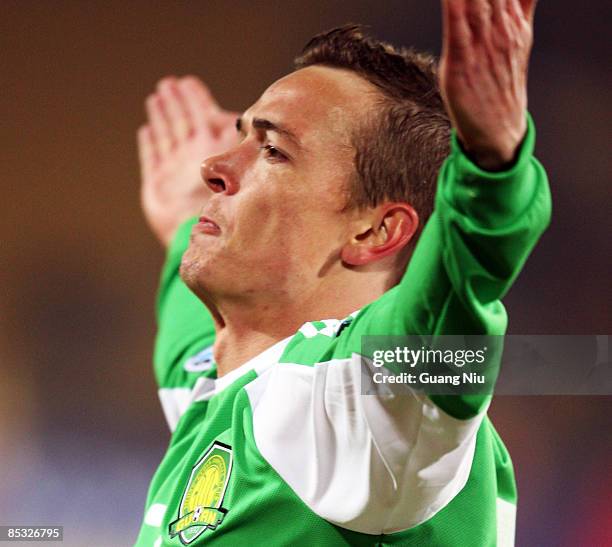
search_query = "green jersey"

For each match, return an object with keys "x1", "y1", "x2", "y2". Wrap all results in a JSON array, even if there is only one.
[{"x1": 136, "y1": 117, "x2": 551, "y2": 547}]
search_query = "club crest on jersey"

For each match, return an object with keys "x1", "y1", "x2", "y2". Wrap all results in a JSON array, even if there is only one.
[{"x1": 169, "y1": 442, "x2": 233, "y2": 544}]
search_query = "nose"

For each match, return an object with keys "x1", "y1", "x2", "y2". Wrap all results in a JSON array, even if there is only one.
[{"x1": 200, "y1": 154, "x2": 238, "y2": 195}]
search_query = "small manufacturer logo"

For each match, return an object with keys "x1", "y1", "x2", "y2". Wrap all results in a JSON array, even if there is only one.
[
  {"x1": 169, "y1": 442, "x2": 232, "y2": 544},
  {"x1": 183, "y1": 346, "x2": 214, "y2": 372}
]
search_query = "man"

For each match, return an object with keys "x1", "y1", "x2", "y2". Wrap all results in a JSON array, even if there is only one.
[{"x1": 136, "y1": 1, "x2": 550, "y2": 545}]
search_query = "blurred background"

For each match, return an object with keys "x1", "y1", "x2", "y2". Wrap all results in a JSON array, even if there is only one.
[{"x1": 1, "y1": 1, "x2": 610, "y2": 545}]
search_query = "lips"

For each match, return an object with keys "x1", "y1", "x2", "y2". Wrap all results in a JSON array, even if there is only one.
[{"x1": 195, "y1": 215, "x2": 221, "y2": 235}]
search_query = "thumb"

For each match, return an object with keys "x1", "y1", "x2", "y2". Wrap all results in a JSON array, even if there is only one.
[{"x1": 518, "y1": 0, "x2": 538, "y2": 23}]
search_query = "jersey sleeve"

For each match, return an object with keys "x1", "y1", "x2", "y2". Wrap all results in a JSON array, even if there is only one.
[{"x1": 154, "y1": 218, "x2": 217, "y2": 429}]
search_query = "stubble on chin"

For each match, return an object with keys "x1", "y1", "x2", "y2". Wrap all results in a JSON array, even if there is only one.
[{"x1": 179, "y1": 245, "x2": 203, "y2": 293}]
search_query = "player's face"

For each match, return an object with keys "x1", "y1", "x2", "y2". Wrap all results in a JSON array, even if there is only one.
[{"x1": 181, "y1": 65, "x2": 378, "y2": 300}]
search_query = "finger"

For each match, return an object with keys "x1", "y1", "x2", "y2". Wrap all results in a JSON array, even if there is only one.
[
  {"x1": 507, "y1": 0, "x2": 533, "y2": 75},
  {"x1": 137, "y1": 125, "x2": 157, "y2": 180},
  {"x1": 465, "y1": 0, "x2": 493, "y2": 42},
  {"x1": 508, "y1": 0, "x2": 536, "y2": 30},
  {"x1": 507, "y1": 0, "x2": 535, "y2": 50},
  {"x1": 491, "y1": 0, "x2": 508, "y2": 21},
  {"x1": 518, "y1": 0, "x2": 537, "y2": 22},
  {"x1": 441, "y1": 0, "x2": 472, "y2": 60},
  {"x1": 178, "y1": 76, "x2": 220, "y2": 132},
  {"x1": 146, "y1": 93, "x2": 173, "y2": 156},
  {"x1": 157, "y1": 77, "x2": 192, "y2": 141},
  {"x1": 490, "y1": 0, "x2": 514, "y2": 48}
]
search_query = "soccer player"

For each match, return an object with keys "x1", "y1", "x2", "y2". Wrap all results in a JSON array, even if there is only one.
[{"x1": 136, "y1": 2, "x2": 549, "y2": 545}]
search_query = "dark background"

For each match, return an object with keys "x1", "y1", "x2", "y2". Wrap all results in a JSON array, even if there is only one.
[{"x1": 1, "y1": 1, "x2": 610, "y2": 545}]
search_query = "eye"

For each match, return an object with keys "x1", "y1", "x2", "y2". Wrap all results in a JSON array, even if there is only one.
[{"x1": 260, "y1": 144, "x2": 288, "y2": 162}]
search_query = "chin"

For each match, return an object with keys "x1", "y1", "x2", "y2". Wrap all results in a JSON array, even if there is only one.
[
  {"x1": 180, "y1": 247, "x2": 228, "y2": 300},
  {"x1": 179, "y1": 248, "x2": 208, "y2": 291}
]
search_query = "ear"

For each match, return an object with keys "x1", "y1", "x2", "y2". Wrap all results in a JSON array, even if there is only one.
[{"x1": 341, "y1": 203, "x2": 419, "y2": 266}]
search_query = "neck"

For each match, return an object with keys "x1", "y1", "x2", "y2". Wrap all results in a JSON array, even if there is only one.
[
  {"x1": 212, "y1": 321, "x2": 290, "y2": 379},
  {"x1": 205, "y1": 270, "x2": 389, "y2": 377}
]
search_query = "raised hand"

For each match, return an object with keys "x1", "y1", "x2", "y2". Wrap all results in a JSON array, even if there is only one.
[
  {"x1": 138, "y1": 76, "x2": 239, "y2": 247},
  {"x1": 439, "y1": 0, "x2": 537, "y2": 170}
]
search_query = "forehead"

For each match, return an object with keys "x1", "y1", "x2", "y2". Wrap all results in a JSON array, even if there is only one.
[{"x1": 245, "y1": 65, "x2": 378, "y2": 148}]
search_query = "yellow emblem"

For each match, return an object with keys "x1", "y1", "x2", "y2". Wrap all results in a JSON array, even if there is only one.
[{"x1": 169, "y1": 442, "x2": 233, "y2": 544}]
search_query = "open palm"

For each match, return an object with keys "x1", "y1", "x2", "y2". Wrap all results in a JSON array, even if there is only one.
[{"x1": 138, "y1": 76, "x2": 239, "y2": 246}]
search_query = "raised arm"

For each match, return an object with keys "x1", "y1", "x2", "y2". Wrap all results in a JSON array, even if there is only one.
[
  {"x1": 360, "y1": 0, "x2": 547, "y2": 360},
  {"x1": 253, "y1": 4, "x2": 549, "y2": 536},
  {"x1": 342, "y1": 0, "x2": 549, "y2": 381},
  {"x1": 137, "y1": 77, "x2": 239, "y2": 427}
]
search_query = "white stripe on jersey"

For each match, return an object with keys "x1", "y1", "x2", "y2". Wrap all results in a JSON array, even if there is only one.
[
  {"x1": 158, "y1": 337, "x2": 292, "y2": 431},
  {"x1": 496, "y1": 497, "x2": 517, "y2": 547},
  {"x1": 143, "y1": 503, "x2": 166, "y2": 527},
  {"x1": 158, "y1": 388, "x2": 192, "y2": 431}
]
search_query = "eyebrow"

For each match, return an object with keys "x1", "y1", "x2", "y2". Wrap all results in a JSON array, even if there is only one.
[{"x1": 236, "y1": 116, "x2": 301, "y2": 149}]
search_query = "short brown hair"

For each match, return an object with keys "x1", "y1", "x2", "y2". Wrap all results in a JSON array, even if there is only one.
[{"x1": 295, "y1": 24, "x2": 450, "y2": 228}]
